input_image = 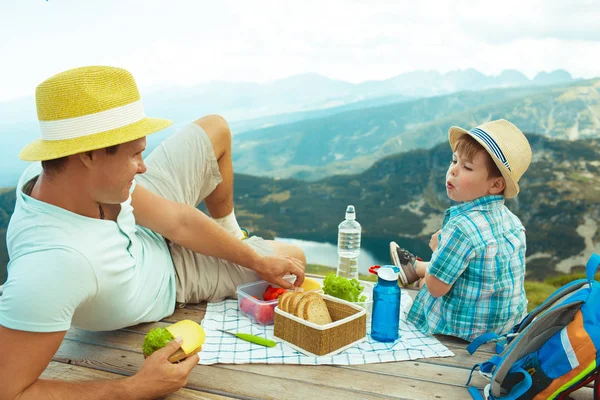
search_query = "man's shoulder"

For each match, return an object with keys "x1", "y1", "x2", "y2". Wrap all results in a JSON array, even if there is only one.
[{"x1": 9, "y1": 246, "x2": 92, "y2": 271}]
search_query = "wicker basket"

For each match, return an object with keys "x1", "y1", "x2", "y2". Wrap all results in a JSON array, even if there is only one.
[{"x1": 273, "y1": 294, "x2": 367, "y2": 356}]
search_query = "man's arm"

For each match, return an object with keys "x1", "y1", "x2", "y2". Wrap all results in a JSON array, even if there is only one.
[
  {"x1": 0, "y1": 326, "x2": 198, "y2": 400},
  {"x1": 131, "y1": 184, "x2": 304, "y2": 288}
]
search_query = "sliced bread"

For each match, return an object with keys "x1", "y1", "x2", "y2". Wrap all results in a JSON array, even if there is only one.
[
  {"x1": 294, "y1": 292, "x2": 320, "y2": 318},
  {"x1": 288, "y1": 292, "x2": 305, "y2": 315},
  {"x1": 278, "y1": 292, "x2": 293, "y2": 312},
  {"x1": 303, "y1": 296, "x2": 333, "y2": 325}
]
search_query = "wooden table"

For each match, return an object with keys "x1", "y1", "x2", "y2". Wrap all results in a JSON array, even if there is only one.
[{"x1": 0, "y1": 284, "x2": 591, "y2": 399}]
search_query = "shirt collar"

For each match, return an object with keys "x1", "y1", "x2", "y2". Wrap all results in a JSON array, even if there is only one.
[{"x1": 444, "y1": 195, "x2": 504, "y2": 220}]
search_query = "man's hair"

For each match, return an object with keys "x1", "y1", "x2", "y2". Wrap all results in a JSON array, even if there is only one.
[
  {"x1": 454, "y1": 135, "x2": 502, "y2": 179},
  {"x1": 41, "y1": 144, "x2": 120, "y2": 173}
]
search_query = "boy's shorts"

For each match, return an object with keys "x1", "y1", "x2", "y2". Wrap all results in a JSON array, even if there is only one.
[{"x1": 135, "y1": 122, "x2": 275, "y2": 304}]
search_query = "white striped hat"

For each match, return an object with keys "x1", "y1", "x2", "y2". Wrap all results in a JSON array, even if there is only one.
[
  {"x1": 448, "y1": 119, "x2": 532, "y2": 199},
  {"x1": 20, "y1": 66, "x2": 173, "y2": 161}
]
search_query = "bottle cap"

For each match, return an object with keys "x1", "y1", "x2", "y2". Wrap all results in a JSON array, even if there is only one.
[
  {"x1": 345, "y1": 205, "x2": 356, "y2": 220},
  {"x1": 377, "y1": 267, "x2": 398, "y2": 282}
]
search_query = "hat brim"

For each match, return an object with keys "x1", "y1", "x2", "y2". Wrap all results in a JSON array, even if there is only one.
[
  {"x1": 19, "y1": 117, "x2": 173, "y2": 161},
  {"x1": 448, "y1": 126, "x2": 519, "y2": 199}
]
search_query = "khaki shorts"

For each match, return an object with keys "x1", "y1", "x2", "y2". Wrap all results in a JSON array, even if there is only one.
[{"x1": 136, "y1": 122, "x2": 274, "y2": 304}]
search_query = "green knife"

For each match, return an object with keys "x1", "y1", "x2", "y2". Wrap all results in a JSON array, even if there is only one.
[{"x1": 217, "y1": 329, "x2": 277, "y2": 347}]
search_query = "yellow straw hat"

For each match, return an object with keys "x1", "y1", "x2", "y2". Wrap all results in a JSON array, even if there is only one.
[
  {"x1": 448, "y1": 119, "x2": 532, "y2": 199},
  {"x1": 20, "y1": 66, "x2": 173, "y2": 161}
]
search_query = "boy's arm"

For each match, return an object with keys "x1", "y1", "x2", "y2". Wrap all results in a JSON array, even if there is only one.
[
  {"x1": 131, "y1": 184, "x2": 304, "y2": 289},
  {"x1": 424, "y1": 226, "x2": 475, "y2": 298},
  {"x1": 0, "y1": 326, "x2": 197, "y2": 400},
  {"x1": 414, "y1": 261, "x2": 452, "y2": 297}
]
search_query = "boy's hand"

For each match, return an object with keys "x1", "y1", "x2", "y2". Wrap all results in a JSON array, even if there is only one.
[{"x1": 429, "y1": 229, "x2": 442, "y2": 252}]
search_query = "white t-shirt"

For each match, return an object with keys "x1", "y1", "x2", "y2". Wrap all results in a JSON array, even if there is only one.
[{"x1": 0, "y1": 163, "x2": 176, "y2": 332}]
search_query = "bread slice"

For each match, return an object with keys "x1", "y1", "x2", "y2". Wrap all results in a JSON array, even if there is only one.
[
  {"x1": 278, "y1": 292, "x2": 293, "y2": 312},
  {"x1": 303, "y1": 297, "x2": 332, "y2": 325},
  {"x1": 288, "y1": 293, "x2": 305, "y2": 315},
  {"x1": 295, "y1": 292, "x2": 321, "y2": 318},
  {"x1": 282, "y1": 292, "x2": 294, "y2": 312}
]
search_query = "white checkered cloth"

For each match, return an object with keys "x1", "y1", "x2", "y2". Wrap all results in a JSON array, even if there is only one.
[{"x1": 199, "y1": 290, "x2": 454, "y2": 365}]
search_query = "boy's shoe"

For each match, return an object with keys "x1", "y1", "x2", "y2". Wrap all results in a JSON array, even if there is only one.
[{"x1": 389, "y1": 241, "x2": 420, "y2": 287}]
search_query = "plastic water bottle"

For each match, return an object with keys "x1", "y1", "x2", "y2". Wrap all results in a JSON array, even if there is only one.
[
  {"x1": 336, "y1": 205, "x2": 361, "y2": 280},
  {"x1": 371, "y1": 267, "x2": 401, "y2": 342}
]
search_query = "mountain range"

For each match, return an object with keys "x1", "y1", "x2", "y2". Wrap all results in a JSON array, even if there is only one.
[
  {"x1": 1, "y1": 134, "x2": 598, "y2": 284},
  {"x1": 232, "y1": 78, "x2": 600, "y2": 180},
  {"x1": 0, "y1": 68, "x2": 575, "y2": 187}
]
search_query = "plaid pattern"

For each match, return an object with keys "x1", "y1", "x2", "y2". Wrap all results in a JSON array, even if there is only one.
[
  {"x1": 199, "y1": 290, "x2": 453, "y2": 365},
  {"x1": 408, "y1": 195, "x2": 527, "y2": 342}
]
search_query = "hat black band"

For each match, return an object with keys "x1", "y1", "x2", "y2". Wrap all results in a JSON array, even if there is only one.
[{"x1": 469, "y1": 128, "x2": 511, "y2": 171}]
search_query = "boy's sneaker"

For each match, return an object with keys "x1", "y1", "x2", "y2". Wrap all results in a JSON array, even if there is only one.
[{"x1": 389, "y1": 241, "x2": 420, "y2": 287}]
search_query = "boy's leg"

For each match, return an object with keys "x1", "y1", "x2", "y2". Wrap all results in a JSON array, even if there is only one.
[{"x1": 389, "y1": 241, "x2": 422, "y2": 286}]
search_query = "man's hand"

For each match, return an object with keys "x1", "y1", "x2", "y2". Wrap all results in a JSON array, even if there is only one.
[
  {"x1": 253, "y1": 255, "x2": 305, "y2": 289},
  {"x1": 429, "y1": 229, "x2": 442, "y2": 252},
  {"x1": 130, "y1": 337, "x2": 199, "y2": 399}
]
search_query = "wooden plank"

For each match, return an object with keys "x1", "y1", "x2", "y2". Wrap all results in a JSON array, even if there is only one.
[
  {"x1": 41, "y1": 362, "x2": 234, "y2": 399},
  {"x1": 66, "y1": 326, "x2": 492, "y2": 374},
  {"x1": 217, "y1": 363, "x2": 478, "y2": 399},
  {"x1": 64, "y1": 328, "x2": 484, "y2": 398},
  {"x1": 54, "y1": 340, "x2": 401, "y2": 400},
  {"x1": 67, "y1": 327, "x2": 489, "y2": 387}
]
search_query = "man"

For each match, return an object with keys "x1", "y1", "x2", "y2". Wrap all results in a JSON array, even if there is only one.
[{"x1": 0, "y1": 66, "x2": 306, "y2": 399}]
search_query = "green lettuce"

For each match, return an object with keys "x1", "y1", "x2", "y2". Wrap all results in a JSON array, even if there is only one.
[
  {"x1": 322, "y1": 274, "x2": 366, "y2": 302},
  {"x1": 142, "y1": 327, "x2": 174, "y2": 357}
]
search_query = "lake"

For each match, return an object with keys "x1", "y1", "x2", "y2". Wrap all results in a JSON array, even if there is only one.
[{"x1": 275, "y1": 237, "x2": 386, "y2": 275}]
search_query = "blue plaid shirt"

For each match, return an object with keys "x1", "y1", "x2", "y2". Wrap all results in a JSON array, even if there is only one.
[{"x1": 407, "y1": 195, "x2": 527, "y2": 341}]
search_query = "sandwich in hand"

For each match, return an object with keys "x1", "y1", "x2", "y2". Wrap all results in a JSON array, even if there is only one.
[{"x1": 142, "y1": 319, "x2": 206, "y2": 362}]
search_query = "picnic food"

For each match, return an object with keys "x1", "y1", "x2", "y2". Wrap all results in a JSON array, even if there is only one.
[
  {"x1": 254, "y1": 303, "x2": 276, "y2": 324},
  {"x1": 263, "y1": 285, "x2": 286, "y2": 301},
  {"x1": 322, "y1": 274, "x2": 366, "y2": 302},
  {"x1": 300, "y1": 277, "x2": 322, "y2": 292},
  {"x1": 278, "y1": 292, "x2": 332, "y2": 325},
  {"x1": 240, "y1": 295, "x2": 258, "y2": 315},
  {"x1": 142, "y1": 319, "x2": 206, "y2": 362}
]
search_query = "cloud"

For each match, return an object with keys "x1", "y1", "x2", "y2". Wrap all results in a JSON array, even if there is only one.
[
  {"x1": 0, "y1": 0, "x2": 599, "y2": 101},
  {"x1": 452, "y1": 0, "x2": 600, "y2": 43}
]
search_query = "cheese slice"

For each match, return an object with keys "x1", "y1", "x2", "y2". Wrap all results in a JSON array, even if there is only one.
[
  {"x1": 300, "y1": 277, "x2": 321, "y2": 292},
  {"x1": 165, "y1": 320, "x2": 206, "y2": 355}
]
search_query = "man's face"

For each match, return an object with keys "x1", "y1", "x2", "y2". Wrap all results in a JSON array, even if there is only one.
[
  {"x1": 88, "y1": 137, "x2": 147, "y2": 204},
  {"x1": 445, "y1": 149, "x2": 498, "y2": 202}
]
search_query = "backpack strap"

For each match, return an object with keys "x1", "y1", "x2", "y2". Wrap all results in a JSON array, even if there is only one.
[
  {"x1": 586, "y1": 253, "x2": 600, "y2": 283},
  {"x1": 468, "y1": 333, "x2": 501, "y2": 355},
  {"x1": 492, "y1": 366, "x2": 533, "y2": 400},
  {"x1": 467, "y1": 386, "x2": 485, "y2": 399}
]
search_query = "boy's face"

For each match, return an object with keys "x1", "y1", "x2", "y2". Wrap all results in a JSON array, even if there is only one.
[{"x1": 446, "y1": 149, "x2": 503, "y2": 202}]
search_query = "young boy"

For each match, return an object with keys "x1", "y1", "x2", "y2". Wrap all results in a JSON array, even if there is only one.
[{"x1": 390, "y1": 119, "x2": 532, "y2": 342}]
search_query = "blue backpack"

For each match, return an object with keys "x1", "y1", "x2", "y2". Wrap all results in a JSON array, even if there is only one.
[{"x1": 466, "y1": 253, "x2": 600, "y2": 400}]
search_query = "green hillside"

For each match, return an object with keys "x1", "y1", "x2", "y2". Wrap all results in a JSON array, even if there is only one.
[
  {"x1": 1, "y1": 135, "x2": 598, "y2": 284},
  {"x1": 232, "y1": 79, "x2": 600, "y2": 181},
  {"x1": 231, "y1": 135, "x2": 600, "y2": 280}
]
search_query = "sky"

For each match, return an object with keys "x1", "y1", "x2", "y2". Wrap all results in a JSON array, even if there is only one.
[{"x1": 1, "y1": 0, "x2": 600, "y2": 102}]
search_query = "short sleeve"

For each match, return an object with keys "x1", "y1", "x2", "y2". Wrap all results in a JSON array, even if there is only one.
[
  {"x1": 0, "y1": 248, "x2": 97, "y2": 332},
  {"x1": 428, "y1": 225, "x2": 475, "y2": 285}
]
